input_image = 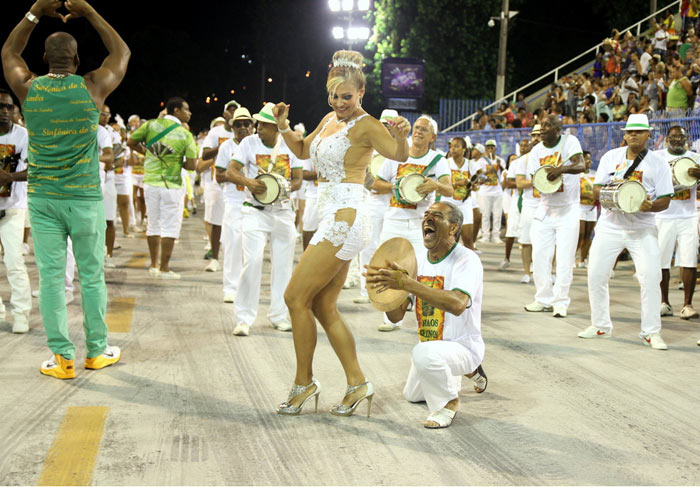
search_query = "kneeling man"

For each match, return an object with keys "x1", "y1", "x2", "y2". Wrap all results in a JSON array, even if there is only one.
[{"x1": 366, "y1": 201, "x2": 487, "y2": 429}]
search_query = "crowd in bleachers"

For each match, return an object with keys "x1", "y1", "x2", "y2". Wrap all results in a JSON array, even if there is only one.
[{"x1": 472, "y1": 10, "x2": 700, "y2": 131}]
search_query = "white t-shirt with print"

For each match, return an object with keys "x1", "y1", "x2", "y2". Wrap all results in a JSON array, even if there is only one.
[
  {"x1": 232, "y1": 134, "x2": 302, "y2": 211},
  {"x1": 654, "y1": 149, "x2": 699, "y2": 220},
  {"x1": 378, "y1": 149, "x2": 450, "y2": 221},
  {"x1": 413, "y1": 244, "x2": 484, "y2": 367},
  {"x1": 203, "y1": 125, "x2": 235, "y2": 188},
  {"x1": 476, "y1": 156, "x2": 504, "y2": 196},
  {"x1": 0, "y1": 123, "x2": 28, "y2": 210},
  {"x1": 526, "y1": 134, "x2": 583, "y2": 209},
  {"x1": 97, "y1": 125, "x2": 113, "y2": 186},
  {"x1": 442, "y1": 157, "x2": 476, "y2": 209},
  {"x1": 594, "y1": 147, "x2": 674, "y2": 230},
  {"x1": 512, "y1": 152, "x2": 539, "y2": 209},
  {"x1": 214, "y1": 137, "x2": 246, "y2": 204},
  {"x1": 579, "y1": 170, "x2": 597, "y2": 210}
]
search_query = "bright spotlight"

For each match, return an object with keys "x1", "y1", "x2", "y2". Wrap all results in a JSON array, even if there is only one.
[
  {"x1": 358, "y1": 0, "x2": 370, "y2": 10},
  {"x1": 341, "y1": 0, "x2": 353, "y2": 11},
  {"x1": 332, "y1": 26, "x2": 344, "y2": 39},
  {"x1": 347, "y1": 26, "x2": 370, "y2": 40},
  {"x1": 328, "y1": 0, "x2": 341, "y2": 11}
]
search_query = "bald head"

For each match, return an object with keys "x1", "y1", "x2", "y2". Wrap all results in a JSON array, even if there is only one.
[{"x1": 44, "y1": 32, "x2": 78, "y2": 67}]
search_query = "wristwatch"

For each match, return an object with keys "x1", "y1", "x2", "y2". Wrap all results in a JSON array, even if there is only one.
[{"x1": 25, "y1": 12, "x2": 39, "y2": 24}]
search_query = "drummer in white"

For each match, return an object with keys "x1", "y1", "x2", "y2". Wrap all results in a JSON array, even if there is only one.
[
  {"x1": 521, "y1": 115, "x2": 585, "y2": 317},
  {"x1": 372, "y1": 115, "x2": 453, "y2": 332},
  {"x1": 476, "y1": 140, "x2": 505, "y2": 244},
  {"x1": 225, "y1": 103, "x2": 303, "y2": 336},
  {"x1": 578, "y1": 114, "x2": 673, "y2": 350},
  {"x1": 654, "y1": 125, "x2": 700, "y2": 319}
]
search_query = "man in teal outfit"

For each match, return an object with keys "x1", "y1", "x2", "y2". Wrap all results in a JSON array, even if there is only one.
[{"x1": 1, "y1": 0, "x2": 130, "y2": 379}]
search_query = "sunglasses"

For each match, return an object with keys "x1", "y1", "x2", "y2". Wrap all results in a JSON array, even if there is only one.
[
  {"x1": 232, "y1": 120, "x2": 252, "y2": 128},
  {"x1": 0, "y1": 103, "x2": 14, "y2": 111}
]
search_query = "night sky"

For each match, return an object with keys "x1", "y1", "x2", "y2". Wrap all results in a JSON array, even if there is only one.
[{"x1": 0, "y1": 1, "x2": 672, "y2": 133}]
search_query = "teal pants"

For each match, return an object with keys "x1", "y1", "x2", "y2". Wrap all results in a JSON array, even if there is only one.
[{"x1": 28, "y1": 197, "x2": 108, "y2": 360}]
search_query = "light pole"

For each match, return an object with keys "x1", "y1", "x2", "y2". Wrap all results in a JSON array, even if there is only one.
[
  {"x1": 329, "y1": 0, "x2": 371, "y2": 50},
  {"x1": 489, "y1": 0, "x2": 518, "y2": 101}
]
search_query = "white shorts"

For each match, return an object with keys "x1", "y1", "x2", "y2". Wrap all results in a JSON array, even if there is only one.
[
  {"x1": 657, "y1": 216, "x2": 699, "y2": 269},
  {"x1": 115, "y1": 171, "x2": 132, "y2": 195},
  {"x1": 518, "y1": 205, "x2": 537, "y2": 245},
  {"x1": 204, "y1": 186, "x2": 225, "y2": 226},
  {"x1": 102, "y1": 180, "x2": 117, "y2": 221},
  {"x1": 302, "y1": 196, "x2": 320, "y2": 232},
  {"x1": 144, "y1": 185, "x2": 184, "y2": 239},
  {"x1": 580, "y1": 205, "x2": 598, "y2": 222},
  {"x1": 456, "y1": 200, "x2": 474, "y2": 226},
  {"x1": 505, "y1": 202, "x2": 521, "y2": 238},
  {"x1": 132, "y1": 174, "x2": 144, "y2": 189},
  {"x1": 469, "y1": 195, "x2": 479, "y2": 210}
]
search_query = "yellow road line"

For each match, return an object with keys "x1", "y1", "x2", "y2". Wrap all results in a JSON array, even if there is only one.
[
  {"x1": 106, "y1": 297, "x2": 135, "y2": 333},
  {"x1": 38, "y1": 406, "x2": 109, "y2": 486},
  {"x1": 126, "y1": 251, "x2": 148, "y2": 269}
]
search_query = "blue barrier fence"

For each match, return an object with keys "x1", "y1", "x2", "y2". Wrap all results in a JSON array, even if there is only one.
[{"x1": 436, "y1": 112, "x2": 700, "y2": 170}]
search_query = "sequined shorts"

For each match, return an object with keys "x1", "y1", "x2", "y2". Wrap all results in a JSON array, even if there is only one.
[{"x1": 309, "y1": 183, "x2": 370, "y2": 261}]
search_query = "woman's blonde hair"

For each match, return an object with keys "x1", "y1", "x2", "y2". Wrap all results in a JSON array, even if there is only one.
[{"x1": 326, "y1": 50, "x2": 366, "y2": 95}]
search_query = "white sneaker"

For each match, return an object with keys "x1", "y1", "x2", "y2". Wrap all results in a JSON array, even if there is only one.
[
  {"x1": 159, "y1": 270, "x2": 181, "y2": 280},
  {"x1": 678, "y1": 281, "x2": 684, "y2": 290},
  {"x1": 233, "y1": 323, "x2": 250, "y2": 336},
  {"x1": 491, "y1": 237, "x2": 504, "y2": 244},
  {"x1": 552, "y1": 307, "x2": 568, "y2": 318},
  {"x1": 104, "y1": 256, "x2": 116, "y2": 268},
  {"x1": 0, "y1": 303, "x2": 6, "y2": 318},
  {"x1": 31, "y1": 290, "x2": 40, "y2": 298},
  {"x1": 524, "y1": 301, "x2": 552, "y2": 312},
  {"x1": 641, "y1": 333, "x2": 668, "y2": 350},
  {"x1": 499, "y1": 259, "x2": 511, "y2": 271},
  {"x1": 148, "y1": 267, "x2": 160, "y2": 277},
  {"x1": 204, "y1": 242, "x2": 212, "y2": 251},
  {"x1": 205, "y1": 259, "x2": 220, "y2": 272},
  {"x1": 223, "y1": 293, "x2": 235, "y2": 303},
  {"x1": 12, "y1": 314, "x2": 29, "y2": 334},
  {"x1": 342, "y1": 276, "x2": 358, "y2": 289},
  {"x1": 21, "y1": 243, "x2": 31, "y2": 255},
  {"x1": 660, "y1": 303, "x2": 673, "y2": 317},
  {"x1": 520, "y1": 274, "x2": 531, "y2": 284},
  {"x1": 125, "y1": 233, "x2": 135, "y2": 239},
  {"x1": 353, "y1": 296, "x2": 371, "y2": 304},
  {"x1": 273, "y1": 320, "x2": 292, "y2": 332},
  {"x1": 477, "y1": 236, "x2": 490, "y2": 244},
  {"x1": 65, "y1": 292, "x2": 75, "y2": 305},
  {"x1": 609, "y1": 270, "x2": 615, "y2": 279},
  {"x1": 378, "y1": 321, "x2": 401, "y2": 332},
  {"x1": 576, "y1": 261, "x2": 586, "y2": 269},
  {"x1": 577, "y1": 325, "x2": 611, "y2": 339},
  {"x1": 680, "y1": 304, "x2": 699, "y2": 320}
]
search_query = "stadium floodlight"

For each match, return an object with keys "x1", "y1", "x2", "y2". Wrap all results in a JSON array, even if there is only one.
[
  {"x1": 329, "y1": 0, "x2": 341, "y2": 12},
  {"x1": 357, "y1": 0, "x2": 370, "y2": 10},
  {"x1": 332, "y1": 26, "x2": 345, "y2": 39},
  {"x1": 341, "y1": 0, "x2": 353, "y2": 11},
  {"x1": 347, "y1": 26, "x2": 370, "y2": 40}
]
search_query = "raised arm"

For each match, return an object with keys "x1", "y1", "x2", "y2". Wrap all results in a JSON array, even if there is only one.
[
  {"x1": 273, "y1": 102, "x2": 330, "y2": 160},
  {"x1": 2, "y1": 0, "x2": 66, "y2": 103},
  {"x1": 67, "y1": 0, "x2": 130, "y2": 109},
  {"x1": 364, "y1": 116, "x2": 410, "y2": 162}
]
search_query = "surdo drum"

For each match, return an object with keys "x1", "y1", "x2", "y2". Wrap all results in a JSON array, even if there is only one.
[{"x1": 599, "y1": 180, "x2": 647, "y2": 214}]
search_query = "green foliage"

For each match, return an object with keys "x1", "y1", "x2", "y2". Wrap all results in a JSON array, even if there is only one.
[{"x1": 366, "y1": 0, "x2": 503, "y2": 111}]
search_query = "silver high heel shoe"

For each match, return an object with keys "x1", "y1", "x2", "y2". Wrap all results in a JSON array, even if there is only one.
[
  {"x1": 277, "y1": 378, "x2": 321, "y2": 416},
  {"x1": 329, "y1": 380, "x2": 374, "y2": 417}
]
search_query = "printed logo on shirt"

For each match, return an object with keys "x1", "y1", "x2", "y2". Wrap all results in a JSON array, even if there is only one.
[
  {"x1": 255, "y1": 153, "x2": 291, "y2": 179},
  {"x1": 483, "y1": 162, "x2": 500, "y2": 186},
  {"x1": 416, "y1": 275, "x2": 445, "y2": 342},
  {"x1": 390, "y1": 162, "x2": 427, "y2": 209},
  {"x1": 451, "y1": 169, "x2": 470, "y2": 200},
  {"x1": 218, "y1": 137, "x2": 228, "y2": 147},
  {"x1": 580, "y1": 176, "x2": 595, "y2": 205},
  {"x1": 672, "y1": 189, "x2": 691, "y2": 200},
  {"x1": 0, "y1": 144, "x2": 16, "y2": 159}
]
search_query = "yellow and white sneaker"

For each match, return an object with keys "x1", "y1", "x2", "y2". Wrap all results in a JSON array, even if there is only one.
[
  {"x1": 41, "y1": 354, "x2": 76, "y2": 380},
  {"x1": 85, "y1": 345, "x2": 121, "y2": 369}
]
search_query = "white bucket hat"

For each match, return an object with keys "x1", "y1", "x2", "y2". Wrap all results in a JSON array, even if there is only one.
[
  {"x1": 380, "y1": 109, "x2": 399, "y2": 123},
  {"x1": 253, "y1": 102, "x2": 278, "y2": 125},
  {"x1": 623, "y1": 114, "x2": 651, "y2": 131}
]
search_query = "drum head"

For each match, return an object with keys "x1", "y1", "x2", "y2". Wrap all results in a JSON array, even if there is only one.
[
  {"x1": 617, "y1": 180, "x2": 647, "y2": 213},
  {"x1": 367, "y1": 237, "x2": 418, "y2": 312},
  {"x1": 673, "y1": 157, "x2": 698, "y2": 187},
  {"x1": 399, "y1": 173, "x2": 427, "y2": 204},
  {"x1": 533, "y1": 166, "x2": 562, "y2": 194},
  {"x1": 254, "y1": 174, "x2": 280, "y2": 204}
]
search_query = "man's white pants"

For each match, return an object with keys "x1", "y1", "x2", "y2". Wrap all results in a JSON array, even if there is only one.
[
  {"x1": 359, "y1": 204, "x2": 386, "y2": 298},
  {"x1": 403, "y1": 341, "x2": 477, "y2": 413},
  {"x1": 234, "y1": 206, "x2": 296, "y2": 326},
  {"x1": 478, "y1": 193, "x2": 503, "y2": 237},
  {"x1": 379, "y1": 217, "x2": 423, "y2": 325},
  {"x1": 530, "y1": 205, "x2": 579, "y2": 309},
  {"x1": 0, "y1": 209, "x2": 31, "y2": 319},
  {"x1": 588, "y1": 225, "x2": 662, "y2": 335},
  {"x1": 221, "y1": 200, "x2": 243, "y2": 296}
]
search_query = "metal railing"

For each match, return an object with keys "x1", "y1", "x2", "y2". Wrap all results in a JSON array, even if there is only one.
[{"x1": 440, "y1": 0, "x2": 682, "y2": 133}]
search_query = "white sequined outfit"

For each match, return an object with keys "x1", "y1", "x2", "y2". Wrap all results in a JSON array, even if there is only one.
[{"x1": 308, "y1": 114, "x2": 370, "y2": 260}]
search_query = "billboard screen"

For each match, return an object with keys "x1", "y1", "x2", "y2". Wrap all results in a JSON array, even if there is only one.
[{"x1": 381, "y1": 58, "x2": 425, "y2": 99}]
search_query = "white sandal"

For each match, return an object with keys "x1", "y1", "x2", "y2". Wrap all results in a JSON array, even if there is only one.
[{"x1": 424, "y1": 408, "x2": 456, "y2": 429}]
